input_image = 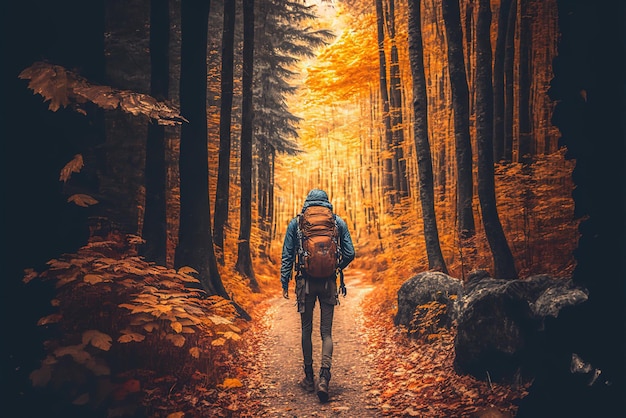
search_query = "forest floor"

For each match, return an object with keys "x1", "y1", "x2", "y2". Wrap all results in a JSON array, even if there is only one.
[
  {"x1": 235, "y1": 270, "x2": 381, "y2": 416},
  {"x1": 220, "y1": 269, "x2": 530, "y2": 417}
]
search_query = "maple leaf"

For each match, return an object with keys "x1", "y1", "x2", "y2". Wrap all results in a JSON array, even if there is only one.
[
  {"x1": 59, "y1": 154, "x2": 84, "y2": 183},
  {"x1": 82, "y1": 330, "x2": 112, "y2": 351},
  {"x1": 67, "y1": 194, "x2": 99, "y2": 207}
]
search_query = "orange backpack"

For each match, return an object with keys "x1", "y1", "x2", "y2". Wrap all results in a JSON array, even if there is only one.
[{"x1": 297, "y1": 206, "x2": 340, "y2": 279}]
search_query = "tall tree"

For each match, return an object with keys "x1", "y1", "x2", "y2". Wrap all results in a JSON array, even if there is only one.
[
  {"x1": 442, "y1": 0, "x2": 475, "y2": 240},
  {"x1": 213, "y1": 0, "x2": 236, "y2": 265},
  {"x1": 175, "y1": 0, "x2": 228, "y2": 298},
  {"x1": 407, "y1": 0, "x2": 448, "y2": 273},
  {"x1": 518, "y1": 0, "x2": 532, "y2": 161},
  {"x1": 141, "y1": 0, "x2": 170, "y2": 266},
  {"x1": 375, "y1": 0, "x2": 395, "y2": 205},
  {"x1": 492, "y1": 0, "x2": 512, "y2": 162},
  {"x1": 475, "y1": 0, "x2": 517, "y2": 279},
  {"x1": 503, "y1": 0, "x2": 517, "y2": 162},
  {"x1": 236, "y1": 0, "x2": 261, "y2": 292},
  {"x1": 386, "y1": 0, "x2": 409, "y2": 198}
]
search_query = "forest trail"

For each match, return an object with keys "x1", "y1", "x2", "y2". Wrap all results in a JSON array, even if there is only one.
[{"x1": 240, "y1": 270, "x2": 382, "y2": 416}]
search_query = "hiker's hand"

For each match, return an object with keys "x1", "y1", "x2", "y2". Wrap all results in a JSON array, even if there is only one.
[
  {"x1": 340, "y1": 285, "x2": 347, "y2": 297},
  {"x1": 282, "y1": 288, "x2": 289, "y2": 299}
]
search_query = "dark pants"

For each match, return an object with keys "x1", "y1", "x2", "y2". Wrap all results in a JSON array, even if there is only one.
[{"x1": 300, "y1": 278, "x2": 337, "y2": 370}]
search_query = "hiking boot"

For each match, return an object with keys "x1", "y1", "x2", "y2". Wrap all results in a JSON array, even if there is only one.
[
  {"x1": 299, "y1": 364, "x2": 315, "y2": 392},
  {"x1": 316, "y1": 367, "x2": 331, "y2": 403}
]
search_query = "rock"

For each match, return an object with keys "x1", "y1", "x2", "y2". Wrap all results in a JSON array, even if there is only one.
[
  {"x1": 394, "y1": 271, "x2": 463, "y2": 329},
  {"x1": 453, "y1": 271, "x2": 588, "y2": 381}
]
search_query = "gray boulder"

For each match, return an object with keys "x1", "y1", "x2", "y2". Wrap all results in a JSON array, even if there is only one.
[
  {"x1": 453, "y1": 270, "x2": 588, "y2": 381},
  {"x1": 394, "y1": 271, "x2": 463, "y2": 330}
]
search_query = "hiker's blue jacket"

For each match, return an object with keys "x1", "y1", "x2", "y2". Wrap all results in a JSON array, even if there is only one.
[{"x1": 280, "y1": 189, "x2": 355, "y2": 291}]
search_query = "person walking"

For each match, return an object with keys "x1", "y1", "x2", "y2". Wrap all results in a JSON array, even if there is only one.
[{"x1": 280, "y1": 189, "x2": 355, "y2": 403}]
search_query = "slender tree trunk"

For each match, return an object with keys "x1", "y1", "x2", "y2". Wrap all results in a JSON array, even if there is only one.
[
  {"x1": 236, "y1": 0, "x2": 260, "y2": 292},
  {"x1": 503, "y1": 0, "x2": 517, "y2": 162},
  {"x1": 475, "y1": 0, "x2": 518, "y2": 279},
  {"x1": 375, "y1": 0, "x2": 395, "y2": 205},
  {"x1": 442, "y1": 0, "x2": 475, "y2": 240},
  {"x1": 141, "y1": 0, "x2": 169, "y2": 266},
  {"x1": 493, "y1": 0, "x2": 512, "y2": 163},
  {"x1": 176, "y1": 0, "x2": 229, "y2": 298},
  {"x1": 407, "y1": 0, "x2": 448, "y2": 273},
  {"x1": 213, "y1": 0, "x2": 236, "y2": 264},
  {"x1": 518, "y1": 0, "x2": 532, "y2": 162},
  {"x1": 387, "y1": 0, "x2": 408, "y2": 198}
]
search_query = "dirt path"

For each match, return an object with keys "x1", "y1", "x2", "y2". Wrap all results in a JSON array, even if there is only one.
[{"x1": 240, "y1": 270, "x2": 382, "y2": 417}]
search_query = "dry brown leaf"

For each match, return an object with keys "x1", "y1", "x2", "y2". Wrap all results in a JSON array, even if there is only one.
[
  {"x1": 67, "y1": 194, "x2": 99, "y2": 207},
  {"x1": 118, "y1": 333, "x2": 145, "y2": 343},
  {"x1": 37, "y1": 313, "x2": 62, "y2": 326},
  {"x1": 59, "y1": 154, "x2": 84, "y2": 183},
  {"x1": 82, "y1": 330, "x2": 112, "y2": 351}
]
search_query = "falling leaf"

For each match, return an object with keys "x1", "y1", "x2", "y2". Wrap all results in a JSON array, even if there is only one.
[
  {"x1": 82, "y1": 330, "x2": 112, "y2": 351},
  {"x1": 67, "y1": 194, "x2": 99, "y2": 207},
  {"x1": 59, "y1": 154, "x2": 84, "y2": 183},
  {"x1": 38, "y1": 313, "x2": 62, "y2": 326},
  {"x1": 23, "y1": 268, "x2": 38, "y2": 284}
]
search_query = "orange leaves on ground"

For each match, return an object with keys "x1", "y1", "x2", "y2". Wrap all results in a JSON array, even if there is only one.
[
  {"x1": 219, "y1": 378, "x2": 243, "y2": 389},
  {"x1": 362, "y1": 298, "x2": 529, "y2": 417},
  {"x1": 19, "y1": 61, "x2": 187, "y2": 125}
]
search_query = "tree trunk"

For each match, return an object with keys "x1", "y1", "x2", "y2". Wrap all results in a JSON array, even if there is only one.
[
  {"x1": 387, "y1": 0, "x2": 409, "y2": 198},
  {"x1": 442, "y1": 0, "x2": 475, "y2": 240},
  {"x1": 475, "y1": 0, "x2": 518, "y2": 279},
  {"x1": 493, "y1": 0, "x2": 512, "y2": 163},
  {"x1": 503, "y1": 0, "x2": 517, "y2": 162},
  {"x1": 407, "y1": 0, "x2": 448, "y2": 274},
  {"x1": 375, "y1": 0, "x2": 395, "y2": 205},
  {"x1": 236, "y1": 0, "x2": 260, "y2": 293},
  {"x1": 175, "y1": 0, "x2": 228, "y2": 298},
  {"x1": 141, "y1": 0, "x2": 169, "y2": 266},
  {"x1": 213, "y1": 0, "x2": 236, "y2": 264},
  {"x1": 518, "y1": 0, "x2": 532, "y2": 162}
]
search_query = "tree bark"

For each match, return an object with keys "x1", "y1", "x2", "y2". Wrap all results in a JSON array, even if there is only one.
[
  {"x1": 141, "y1": 0, "x2": 169, "y2": 266},
  {"x1": 236, "y1": 0, "x2": 260, "y2": 292},
  {"x1": 493, "y1": 0, "x2": 512, "y2": 163},
  {"x1": 503, "y1": 0, "x2": 517, "y2": 162},
  {"x1": 175, "y1": 0, "x2": 228, "y2": 298},
  {"x1": 213, "y1": 0, "x2": 236, "y2": 264},
  {"x1": 387, "y1": 0, "x2": 409, "y2": 198},
  {"x1": 407, "y1": 0, "x2": 448, "y2": 273},
  {"x1": 518, "y1": 0, "x2": 533, "y2": 162},
  {"x1": 442, "y1": 0, "x2": 475, "y2": 240},
  {"x1": 375, "y1": 0, "x2": 395, "y2": 205},
  {"x1": 475, "y1": 0, "x2": 518, "y2": 279}
]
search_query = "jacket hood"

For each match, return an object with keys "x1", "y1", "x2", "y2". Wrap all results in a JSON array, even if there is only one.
[{"x1": 302, "y1": 189, "x2": 333, "y2": 211}]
